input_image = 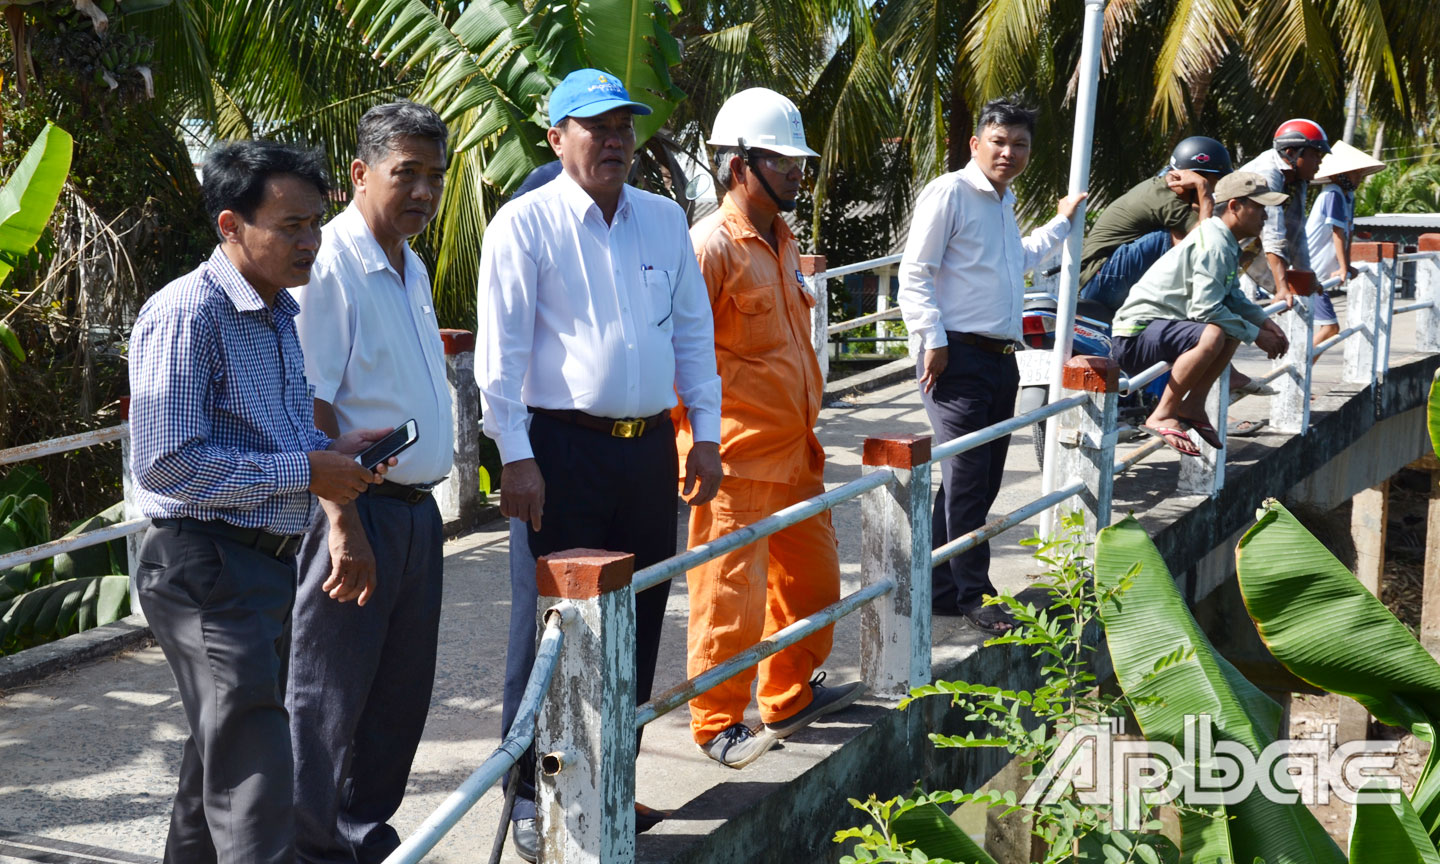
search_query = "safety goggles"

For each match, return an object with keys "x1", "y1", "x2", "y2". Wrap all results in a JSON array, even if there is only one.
[{"x1": 754, "y1": 154, "x2": 807, "y2": 174}]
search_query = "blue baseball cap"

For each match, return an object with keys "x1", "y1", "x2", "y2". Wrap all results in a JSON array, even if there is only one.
[{"x1": 548, "y1": 68, "x2": 654, "y2": 127}]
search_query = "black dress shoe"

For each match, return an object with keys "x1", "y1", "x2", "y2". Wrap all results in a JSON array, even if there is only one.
[{"x1": 511, "y1": 817, "x2": 538, "y2": 863}]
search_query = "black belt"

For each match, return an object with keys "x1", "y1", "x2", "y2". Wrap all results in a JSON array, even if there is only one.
[
  {"x1": 948, "y1": 331, "x2": 1018, "y2": 355},
  {"x1": 530, "y1": 407, "x2": 670, "y2": 439},
  {"x1": 368, "y1": 479, "x2": 433, "y2": 506},
  {"x1": 153, "y1": 517, "x2": 301, "y2": 558}
]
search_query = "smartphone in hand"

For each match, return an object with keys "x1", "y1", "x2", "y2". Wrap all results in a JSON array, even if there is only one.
[{"x1": 356, "y1": 419, "x2": 419, "y2": 472}]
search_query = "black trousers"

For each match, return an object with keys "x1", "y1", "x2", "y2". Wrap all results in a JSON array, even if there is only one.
[
  {"x1": 288, "y1": 492, "x2": 445, "y2": 864},
  {"x1": 918, "y1": 339, "x2": 1020, "y2": 612},
  {"x1": 502, "y1": 411, "x2": 678, "y2": 819},
  {"x1": 135, "y1": 520, "x2": 297, "y2": 864}
]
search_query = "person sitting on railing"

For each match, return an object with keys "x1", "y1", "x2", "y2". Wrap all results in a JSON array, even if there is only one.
[
  {"x1": 1110, "y1": 172, "x2": 1291, "y2": 457},
  {"x1": 675, "y1": 88, "x2": 865, "y2": 770},
  {"x1": 1078, "y1": 136, "x2": 1231, "y2": 313},
  {"x1": 128, "y1": 140, "x2": 391, "y2": 864},
  {"x1": 475, "y1": 68, "x2": 724, "y2": 862},
  {"x1": 1304, "y1": 140, "x2": 1387, "y2": 349},
  {"x1": 897, "y1": 94, "x2": 1087, "y2": 635}
]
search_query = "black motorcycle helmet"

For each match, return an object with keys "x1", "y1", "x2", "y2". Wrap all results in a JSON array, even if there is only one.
[{"x1": 1168, "y1": 136, "x2": 1233, "y2": 176}]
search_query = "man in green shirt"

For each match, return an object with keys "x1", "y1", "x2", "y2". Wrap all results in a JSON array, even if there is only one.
[
  {"x1": 1111, "y1": 171, "x2": 1290, "y2": 457},
  {"x1": 1079, "y1": 136, "x2": 1231, "y2": 312}
]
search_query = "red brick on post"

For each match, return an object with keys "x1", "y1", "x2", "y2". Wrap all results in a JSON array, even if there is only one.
[
  {"x1": 1052, "y1": 355, "x2": 1120, "y2": 537},
  {"x1": 1351, "y1": 241, "x2": 1397, "y2": 263},
  {"x1": 862, "y1": 434, "x2": 932, "y2": 470},
  {"x1": 1419, "y1": 234, "x2": 1440, "y2": 253},
  {"x1": 438, "y1": 328, "x2": 475, "y2": 355},
  {"x1": 118, "y1": 395, "x2": 131, "y2": 421},
  {"x1": 1061, "y1": 355, "x2": 1120, "y2": 394},
  {"x1": 798, "y1": 254, "x2": 827, "y2": 276},
  {"x1": 536, "y1": 549, "x2": 635, "y2": 599}
]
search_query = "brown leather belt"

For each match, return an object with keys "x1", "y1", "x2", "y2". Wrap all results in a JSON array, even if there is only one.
[
  {"x1": 368, "y1": 480, "x2": 432, "y2": 506},
  {"x1": 530, "y1": 406, "x2": 670, "y2": 439},
  {"x1": 154, "y1": 517, "x2": 301, "y2": 558},
  {"x1": 948, "y1": 331, "x2": 1018, "y2": 355}
]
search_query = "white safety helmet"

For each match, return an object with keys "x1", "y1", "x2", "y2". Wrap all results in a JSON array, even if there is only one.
[{"x1": 706, "y1": 88, "x2": 820, "y2": 158}]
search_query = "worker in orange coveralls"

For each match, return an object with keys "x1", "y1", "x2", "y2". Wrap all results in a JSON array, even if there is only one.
[{"x1": 674, "y1": 88, "x2": 865, "y2": 770}]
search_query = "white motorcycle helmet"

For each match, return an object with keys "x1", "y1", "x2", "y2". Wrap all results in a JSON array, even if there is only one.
[{"x1": 707, "y1": 88, "x2": 820, "y2": 158}]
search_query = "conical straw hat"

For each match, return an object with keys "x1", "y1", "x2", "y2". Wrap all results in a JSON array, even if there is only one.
[{"x1": 1315, "y1": 140, "x2": 1386, "y2": 182}]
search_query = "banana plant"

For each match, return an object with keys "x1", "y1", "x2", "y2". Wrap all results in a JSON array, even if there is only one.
[
  {"x1": 0, "y1": 122, "x2": 74, "y2": 362},
  {"x1": 1095, "y1": 516, "x2": 1346, "y2": 864},
  {"x1": 1236, "y1": 498, "x2": 1440, "y2": 857},
  {"x1": 1428, "y1": 368, "x2": 1438, "y2": 456}
]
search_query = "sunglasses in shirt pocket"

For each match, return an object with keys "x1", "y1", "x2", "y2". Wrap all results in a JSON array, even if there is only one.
[{"x1": 642, "y1": 267, "x2": 676, "y2": 331}]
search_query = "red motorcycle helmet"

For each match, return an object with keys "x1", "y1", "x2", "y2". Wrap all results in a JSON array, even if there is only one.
[{"x1": 1273, "y1": 118, "x2": 1331, "y2": 154}]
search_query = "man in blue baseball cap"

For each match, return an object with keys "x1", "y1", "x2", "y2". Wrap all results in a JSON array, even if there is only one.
[{"x1": 478, "y1": 67, "x2": 723, "y2": 862}]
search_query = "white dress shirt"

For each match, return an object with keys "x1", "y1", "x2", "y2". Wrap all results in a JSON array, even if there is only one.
[
  {"x1": 292, "y1": 204, "x2": 453, "y2": 487},
  {"x1": 476, "y1": 169, "x2": 722, "y2": 465},
  {"x1": 898, "y1": 160, "x2": 1071, "y2": 349}
]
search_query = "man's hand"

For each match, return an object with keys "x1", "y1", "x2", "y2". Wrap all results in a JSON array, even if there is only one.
[
  {"x1": 500, "y1": 458, "x2": 545, "y2": 531},
  {"x1": 1255, "y1": 321, "x2": 1289, "y2": 360},
  {"x1": 320, "y1": 502, "x2": 376, "y2": 605},
  {"x1": 1267, "y1": 253, "x2": 1295, "y2": 309},
  {"x1": 1057, "y1": 192, "x2": 1088, "y2": 221},
  {"x1": 329, "y1": 427, "x2": 399, "y2": 471},
  {"x1": 920, "y1": 346, "x2": 949, "y2": 394},
  {"x1": 682, "y1": 441, "x2": 722, "y2": 506},
  {"x1": 308, "y1": 450, "x2": 382, "y2": 505}
]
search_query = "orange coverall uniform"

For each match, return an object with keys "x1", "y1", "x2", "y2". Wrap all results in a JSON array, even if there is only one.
[{"x1": 674, "y1": 197, "x2": 840, "y2": 745}]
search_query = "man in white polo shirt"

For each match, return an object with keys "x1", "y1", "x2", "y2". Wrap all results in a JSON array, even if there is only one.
[{"x1": 288, "y1": 101, "x2": 453, "y2": 864}]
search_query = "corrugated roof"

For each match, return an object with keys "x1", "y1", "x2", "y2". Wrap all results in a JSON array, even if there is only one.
[{"x1": 1354, "y1": 213, "x2": 1440, "y2": 229}]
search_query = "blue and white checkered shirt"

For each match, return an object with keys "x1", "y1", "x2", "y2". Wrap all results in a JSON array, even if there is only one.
[{"x1": 129, "y1": 246, "x2": 331, "y2": 535}]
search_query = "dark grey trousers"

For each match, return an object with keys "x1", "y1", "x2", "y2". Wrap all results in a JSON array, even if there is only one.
[
  {"x1": 135, "y1": 520, "x2": 297, "y2": 864},
  {"x1": 287, "y1": 492, "x2": 445, "y2": 864}
]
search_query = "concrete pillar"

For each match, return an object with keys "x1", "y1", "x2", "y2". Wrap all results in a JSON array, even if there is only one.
[
  {"x1": 118, "y1": 396, "x2": 141, "y2": 612},
  {"x1": 800, "y1": 255, "x2": 829, "y2": 390},
  {"x1": 1376, "y1": 254, "x2": 1396, "y2": 383},
  {"x1": 1051, "y1": 356, "x2": 1119, "y2": 540},
  {"x1": 1417, "y1": 234, "x2": 1440, "y2": 354},
  {"x1": 1352, "y1": 480, "x2": 1389, "y2": 597},
  {"x1": 1421, "y1": 465, "x2": 1440, "y2": 656},
  {"x1": 433, "y1": 329, "x2": 482, "y2": 533},
  {"x1": 535, "y1": 549, "x2": 637, "y2": 864},
  {"x1": 1177, "y1": 363, "x2": 1228, "y2": 496},
  {"x1": 1272, "y1": 302, "x2": 1312, "y2": 435},
  {"x1": 859, "y1": 434, "x2": 933, "y2": 699},
  {"x1": 1344, "y1": 243, "x2": 1394, "y2": 387}
]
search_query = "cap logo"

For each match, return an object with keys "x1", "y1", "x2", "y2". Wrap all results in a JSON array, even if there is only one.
[{"x1": 1195, "y1": 153, "x2": 1210, "y2": 163}]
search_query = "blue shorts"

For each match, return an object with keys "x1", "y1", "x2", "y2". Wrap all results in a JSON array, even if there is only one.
[
  {"x1": 1080, "y1": 230, "x2": 1173, "y2": 311},
  {"x1": 1312, "y1": 290, "x2": 1337, "y2": 326},
  {"x1": 1112, "y1": 319, "x2": 1211, "y2": 376}
]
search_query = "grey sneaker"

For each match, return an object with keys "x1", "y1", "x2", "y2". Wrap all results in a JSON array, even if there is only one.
[
  {"x1": 765, "y1": 672, "x2": 866, "y2": 739},
  {"x1": 699, "y1": 723, "x2": 777, "y2": 769}
]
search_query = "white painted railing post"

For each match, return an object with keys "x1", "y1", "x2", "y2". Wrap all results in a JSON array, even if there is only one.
[
  {"x1": 1272, "y1": 302, "x2": 1313, "y2": 434},
  {"x1": 1377, "y1": 256, "x2": 1396, "y2": 383},
  {"x1": 1345, "y1": 243, "x2": 1392, "y2": 386},
  {"x1": 1051, "y1": 357, "x2": 1118, "y2": 540},
  {"x1": 858, "y1": 435, "x2": 933, "y2": 699},
  {"x1": 118, "y1": 397, "x2": 142, "y2": 612},
  {"x1": 434, "y1": 329, "x2": 481, "y2": 531},
  {"x1": 801, "y1": 254, "x2": 829, "y2": 390},
  {"x1": 1416, "y1": 236, "x2": 1440, "y2": 354},
  {"x1": 1178, "y1": 364, "x2": 1228, "y2": 496},
  {"x1": 535, "y1": 550, "x2": 637, "y2": 864}
]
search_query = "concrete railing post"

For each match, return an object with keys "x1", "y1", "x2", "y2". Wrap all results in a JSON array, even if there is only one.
[
  {"x1": 535, "y1": 549, "x2": 637, "y2": 864},
  {"x1": 1345, "y1": 243, "x2": 1394, "y2": 387},
  {"x1": 1051, "y1": 357, "x2": 1118, "y2": 540},
  {"x1": 858, "y1": 435, "x2": 933, "y2": 699},
  {"x1": 1272, "y1": 302, "x2": 1313, "y2": 434},
  {"x1": 1178, "y1": 363, "x2": 1228, "y2": 496},
  {"x1": 118, "y1": 396, "x2": 142, "y2": 612},
  {"x1": 434, "y1": 329, "x2": 481, "y2": 532},
  {"x1": 1377, "y1": 255, "x2": 1396, "y2": 382},
  {"x1": 1417, "y1": 235, "x2": 1440, "y2": 354},
  {"x1": 800, "y1": 255, "x2": 829, "y2": 390}
]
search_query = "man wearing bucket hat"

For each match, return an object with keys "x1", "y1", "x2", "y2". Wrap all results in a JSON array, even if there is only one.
[
  {"x1": 675, "y1": 88, "x2": 863, "y2": 770},
  {"x1": 477, "y1": 68, "x2": 724, "y2": 861},
  {"x1": 1111, "y1": 171, "x2": 1291, "y2": 457},
  {"x1": 1305, "y1": 140, "x2": 1387, "y2": 347},
  {"x1": 1237, "y1": 118, "x2": 1331, "y2": 307}
]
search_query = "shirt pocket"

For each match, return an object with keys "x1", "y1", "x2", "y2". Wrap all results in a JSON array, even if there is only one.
[
  {"x1": 642, "y1": 268, "x2": 676, "y2": 333},
  {"x1": 724, "y1": 285, "x2": 785, "y2": 354}
]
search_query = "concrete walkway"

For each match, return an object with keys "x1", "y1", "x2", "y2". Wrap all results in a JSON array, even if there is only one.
[{"x1": 0, "y1": 296, "x2": 1411, "y2": 863}]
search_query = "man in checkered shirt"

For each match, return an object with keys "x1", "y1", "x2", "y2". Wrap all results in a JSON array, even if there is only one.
[{"x1": 128, "y1": 140, "x2": 393, "y2": 864}]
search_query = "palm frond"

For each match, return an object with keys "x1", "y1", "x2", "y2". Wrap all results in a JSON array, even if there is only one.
[
  {"x1": 1148, "y1": 0, "x2": 1242, "y2": 129},
  {"x1": 1243, "y1": 0, "x2": 1339, "y2": 97},
  {"x1": 1331, "y1": 0, "x2": 1401, "y2": 106},
  {"x1": 962, "y1": 0, "x2": 1058, "y2": 103}
]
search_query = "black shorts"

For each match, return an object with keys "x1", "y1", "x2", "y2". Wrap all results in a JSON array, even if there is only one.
[{"x1": 1112, "y1": 319, "x2": 1211, "y2": 376}]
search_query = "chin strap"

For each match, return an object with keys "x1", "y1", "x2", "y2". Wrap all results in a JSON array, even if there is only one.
[
  {"x1": 1335, "y1": 175, "x2": 1357, "y2": 192},
  {"x1": 738, "y1": 137, "x2": 798, "y2": 212}
]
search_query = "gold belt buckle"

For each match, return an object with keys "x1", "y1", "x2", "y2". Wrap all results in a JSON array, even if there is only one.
[
  {"x1": 611, "y1": 418, "x2": 645, "y2": 438},
  {"x1": 1002, "y1": 343, "x2": 1016, "y2": 354}
]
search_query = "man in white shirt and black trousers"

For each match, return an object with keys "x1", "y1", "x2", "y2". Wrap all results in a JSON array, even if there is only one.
[
  {"x1": 288, "y1": 101, "x2": 454, "y2": 863},
  {"x1": 898, "y1": 95, "x2": 1086, "y2": 635},
  {"x1": 476, "y1": 68, "x2": 724, "y2": 862}
]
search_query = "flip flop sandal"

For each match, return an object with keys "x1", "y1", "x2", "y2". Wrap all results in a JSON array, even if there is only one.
[
  {"x1": 1180, "y1": 418, "x2": 1223, "y2": 450},
  {"x1": 1233, "y1": 380, "x2": 1278, "y2": 397},
  {"x1": 1227, "y1": 418, "x2": 1268, "y2": 437},
  {"x1": 961, "y1": 605, "x2": 1015, "y2": 635},
  {"x1": 1142, "y1": 424, "x2": 1202, "y2": 457}
]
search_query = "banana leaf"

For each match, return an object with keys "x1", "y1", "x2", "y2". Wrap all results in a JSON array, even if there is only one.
[
  {"x1": 1428, "y1": 369, "x2": 1438, "y2": 457},
  {"x1": 0, "y1": 465, "x2": 51, "y2": 501},
  {"x1": 0, "y1": 573, "x2": 129, "y2": 652},
  {"x1": 1096, "y1": 516, "x2": 1345, "y2": 864},
  {"x1": 1349, "y1": 781, "x2": 1440, "y2": 864},
  {"x1": 1237, "y1": 498, "x2": 1440, "y2": 843},
  {"x1": 0, "y1": 320, "x2": 22, "y2": 362},
  {"x1": 890, "y1": 802, "x2": 998, "y2": 864},
  {"x1": 0, "y1": 123, "x2": 74, "y2": 286},
  {"x1": 53, "y1": 501, "x2": 128, "y2": 581}
]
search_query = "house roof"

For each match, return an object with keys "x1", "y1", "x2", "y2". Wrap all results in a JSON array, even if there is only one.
[{"x1": 1354, "y1": 213, "x2": 1440, "y2": 229}]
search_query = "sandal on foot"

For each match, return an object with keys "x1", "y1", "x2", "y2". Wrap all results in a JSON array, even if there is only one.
[
  {"x1": 960, "y1": 605, "x2": 1015, "y2": 635},
  {"x1": 1142, "y1": 424, "x2": 1201, "y2": 457},
  {"x1": 1179, "y1": 417, "x2": 1223, "y2": 450},
  {"x1": 1227, "y1": 418, "x2": 1267, "y2": 437}
]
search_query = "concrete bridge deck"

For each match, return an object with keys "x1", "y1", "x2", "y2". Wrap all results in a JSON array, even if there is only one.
[{"x1": 1, "y1": 302, "x2": 1435, "y2": 864}]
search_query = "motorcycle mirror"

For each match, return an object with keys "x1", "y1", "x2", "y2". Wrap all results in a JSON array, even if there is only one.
[{"x1": 683, "y1": 173, "x2": 714, "y2": 201}]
